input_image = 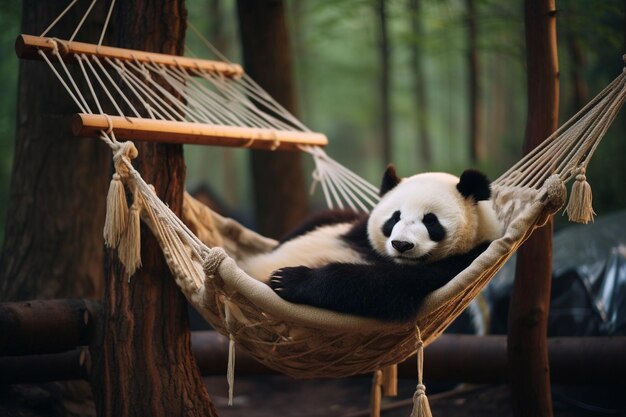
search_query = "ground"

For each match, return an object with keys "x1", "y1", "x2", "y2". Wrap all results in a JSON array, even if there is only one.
[
  {"x1": 2, "y1": 378, "x2": 623, "y2": 416},
  {"x1": 204, "y1": 375, "x2": 625, "y2": 417}
]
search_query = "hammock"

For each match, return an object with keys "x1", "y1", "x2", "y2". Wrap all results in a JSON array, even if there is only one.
[
  {"x1": 17, "y1": 2, "x2": 626, "y2": 415},
  {"x1": 97, "y1": 66, "x2": 624, "y2": 413}
]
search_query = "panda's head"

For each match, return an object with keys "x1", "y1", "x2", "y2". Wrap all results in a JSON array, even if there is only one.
[{"x1": 367, "y1": 165, "x2": 502, "y2": 264}]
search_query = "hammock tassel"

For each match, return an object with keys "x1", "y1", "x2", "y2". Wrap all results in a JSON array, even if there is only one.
[
  {"x1": 103, "y1": 173, "x2": 128, "y2": 248},
  {"x1": 224, "y1": 300, "x2": 236, "y2": 406},
  {"x1": 118, "y1": 190, "x2": 142, "y2": 278},
  {"x1": 410, "y1": 384, "x2": 433, "y2": 417},
  {"x1": 410, "y1": 327, "x2": 433, "y2": 417},
  {"x1": 227, "y1": 334, "x2": 236, "y2": 406},
  {"x1": 565, "y1": 168, "x2": 596, "y2": 224}
]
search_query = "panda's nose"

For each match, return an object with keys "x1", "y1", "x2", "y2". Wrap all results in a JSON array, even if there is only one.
[{"x1": 391, "y1": 240, "x2": 414, "y2": 253}]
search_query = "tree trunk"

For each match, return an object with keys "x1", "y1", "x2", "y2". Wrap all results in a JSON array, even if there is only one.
[
  {"x1": 207, "y1": 0, "x2": 237, "y2": 208},
  {"x1": 466, "y1": 0, "x2": 482, "y2": 163},
  {"x1": 89, "y1": 2, "x2": 218, "y2": 416},
  {"x1": 565, "y1": 28, "x2": 587, "y2": 114},
  {"x1": 236, "y1": 0, "x2": 308, "y2": 239},
  {"x1": 507, "y1": 2, "x2": 559, "y2": 417},
  {"x1": 377, "y1": 0, "x2": 392, "y2": 165},
  {"x1": 0, "y1": 0, "x2": 109, "y2": 302},
  {"x1": 408, "y1": 0, "x2": 432, "y2": 168}
]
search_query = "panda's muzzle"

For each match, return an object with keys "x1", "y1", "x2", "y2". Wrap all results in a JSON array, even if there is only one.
[{"x1": 391, "y1": 240, "x2": 414, "y2": 253}]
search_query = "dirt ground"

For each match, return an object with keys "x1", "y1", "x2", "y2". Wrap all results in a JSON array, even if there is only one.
[
  {"x1": 2, "y1": 374, "x2": 624, "y2": 416},
  {"x1": 204, "y1": 375, "x2": 626, "y2": 417}
]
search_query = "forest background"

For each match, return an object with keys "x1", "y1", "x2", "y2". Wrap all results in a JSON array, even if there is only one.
[{"x1": 0, "y1": 0, "x2": 625, "y2": 238}]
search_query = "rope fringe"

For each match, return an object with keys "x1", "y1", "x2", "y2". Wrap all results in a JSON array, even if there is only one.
[
  {"x1": 564, "y1": 169, "x2": 596, "y2": 223},
  {"x1": 118, "y1": 191, "x2": 143, "y2": 278},
  {"x1": 410, "y1": 384, "x2": 433, "y2": 417},
  {"x1": 410, "y1": 327, "x2": 433, "y2": 417},
  {"x1": 224, "y1": 301, "x2": 236, "y2": 406},
  {"x1": 103, "y1": 173, "x2": 128, "y2": 247},
  {"x1": 227, "y1": 334, "x2": 236, "y2": 406}
]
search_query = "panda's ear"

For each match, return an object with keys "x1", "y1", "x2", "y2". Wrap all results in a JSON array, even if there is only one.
[
  {"x1": 380, "y1": 164, "x2": 401, "y2": 196},
  {"x1": 456, "y1": 169, "x2": 491, "y2": 202}
]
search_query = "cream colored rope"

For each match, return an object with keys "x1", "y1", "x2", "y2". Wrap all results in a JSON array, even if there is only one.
[
  {"x1": 40, "y1": 0, "x2": 80, "y2": 37},
  {"x1": 97, "y1": 0, "x2": 116, "y2": 47},
  {"x1": 28, "y1": 0, "x2": 626, "y2": 390},
  {"x1": 495, "y1": 69, "x2": 626, "y2": 189}
]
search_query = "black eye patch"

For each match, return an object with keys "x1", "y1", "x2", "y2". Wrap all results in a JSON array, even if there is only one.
[
  {"x1": 423, "y1": 213, "x2": 446, "y2": 242},
  {"x1": 382, "y1": 210, "x2": 401, "y2": 237}
]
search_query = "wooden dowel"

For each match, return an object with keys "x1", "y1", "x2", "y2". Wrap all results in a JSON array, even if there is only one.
[
  {"x1": 71, "y1": 113, "x2": 328, "y2": 150},
  {"x1": 15, "y1": 34, "x2": 244, "y2": 78}
]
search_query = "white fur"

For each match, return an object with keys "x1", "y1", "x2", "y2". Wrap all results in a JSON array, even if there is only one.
[
  {"x1": 238, "y1": 223, "x2": 367, "y2": 282},
  {"x1": 240, "y1": 171, "x2": 503, "y2": 281},
  {"x1": 368, "y1": 172, "x2": 503, "y2": 264}
]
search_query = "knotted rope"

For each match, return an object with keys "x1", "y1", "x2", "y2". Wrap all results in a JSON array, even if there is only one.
[{"x1": 410, "y1": 327, "x2": 432, "y2": 417}]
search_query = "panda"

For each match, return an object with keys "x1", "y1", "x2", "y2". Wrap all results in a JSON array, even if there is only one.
[{"x1": 238, "y1": 165, "x2": 503, "y2": 322}]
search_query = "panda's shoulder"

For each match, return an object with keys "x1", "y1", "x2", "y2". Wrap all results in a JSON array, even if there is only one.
[{"x1": 278, "y1": 209, "x2": 366, "y2": 245}]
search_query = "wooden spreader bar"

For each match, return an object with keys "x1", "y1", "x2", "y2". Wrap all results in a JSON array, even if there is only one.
[
  {"x1": 72, "y1": 114, "x2": 328, "y2": 150},
  {"x1": 16, "y1": 34, "x2": 244, "y2": 78}
]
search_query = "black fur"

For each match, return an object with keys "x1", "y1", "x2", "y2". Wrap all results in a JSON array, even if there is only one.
[
  {"x1": 278, "y1": 209, "x2": 365, "y2": 245},
  {"x1": 270, "y1": 242, "x2": 490, "y2": 322},
  {"x1": 340, "y1": 216, "x2": 389, "y2": 263},
  {"x1": 456, "y1": 169, "x2": 491, "y2": 202},
  {"x1": 267, "y1": 168, "x2": 493, "y2": 322},
  {"x1": 382, "y1": 210, "x2": 401, "y2": 237},
  {"x1": 271, "y1": 208, "x2": 490, "y2": 321},
  {"x1": 422, "y1": 213, "x2": 446, "y2": 242},
  {"x1": 380, "y1": 164, "x2": 401, "y2": 196}
]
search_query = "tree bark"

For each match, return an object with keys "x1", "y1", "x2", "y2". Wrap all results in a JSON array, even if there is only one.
[
  {"x1": 507, "y1": 2, "x2": 559, "y2": 417},
  {"x1": 466, "y1": 0, "x2": 483, "y2": 163},
  {"x1": 89, "y1": 2, "x2": 218, "y2": 416},
  {"x1": 236, "y1": 0, "x2": 308, "y2": 239},
  {"x1": 408, "y1": 0, "x2": 432, "y2": 168},
  {"x1": 377, "y1": 0, "x2": 393, "y2": 165},
  {"x1": 0, "y1": 0, "x2": 109, "y2": 302}
]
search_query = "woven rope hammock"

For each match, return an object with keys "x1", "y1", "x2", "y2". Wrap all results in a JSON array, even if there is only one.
[
  {"x1": 17, "y1": 2, "x2": 626, "y2": 415},
  {"x1": 98, "y1": 67, "x2": 624, "y2": 413}
]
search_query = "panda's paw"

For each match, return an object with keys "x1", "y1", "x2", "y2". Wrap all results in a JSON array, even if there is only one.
[{"x1": 269, "y1": 266, "x2": 313, "y2": 303}]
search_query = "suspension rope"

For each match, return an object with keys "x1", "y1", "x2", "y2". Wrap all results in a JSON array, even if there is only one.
[
  {"x1": 69, "y1": 0, "x2": 98, "y2": 42},
  {"x1": 40, "y1": 0, "x2": 80, "y2": 37},
  {"x1": 98, "y1": 0, "x2": 117, "y2": 47}
]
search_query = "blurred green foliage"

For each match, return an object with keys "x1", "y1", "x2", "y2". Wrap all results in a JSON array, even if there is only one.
[
  {"x1": 1, "y1": 0, "x2": 625, "y2": 234},
  {"x1": 0, "y1": 1, "x2": 20, "y2": 242}
]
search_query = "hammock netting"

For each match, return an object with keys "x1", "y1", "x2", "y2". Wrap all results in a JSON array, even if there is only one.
[
  {"x1": 23, "y1": 28, "x2": 626, "y2": 376},
  {"x1": 106, "y1": 61, "x2": 626, "y2": 378},
  {"x1": 16, "y1": 3, "x2": 626, "y2": 410}
]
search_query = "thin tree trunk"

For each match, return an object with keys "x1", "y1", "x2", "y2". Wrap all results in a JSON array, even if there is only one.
[
  {"x1": 236, "y1": 0, "x2": 308, "y2": 239},
  {"x1": 378, "y1": 0, "x2": 392, "y2": 165},
  {"x1": 409, "y1": 0, "x2": 432, "y2": 167},
  {"x1": 208, "y1": 0, "x2": 237, "y2": 207},
  {"x1": 0, "y1": 0, "x2": 109, "y2": 302},
  {"x1": 466, "y1": 0, "x2": 482, "y2": 163},
  {"x1": 507, "y1": 2, "x2": 558, "y2": 417},
  {"x1": 565, "y1": 29, "x2": 587, "y2": 114},
  {"x1": 291, "y1": 0, "x2": 310, "y2": 119},
  {"x1": 90, "y1": 2, "x2": 218, "y2": 416}
]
